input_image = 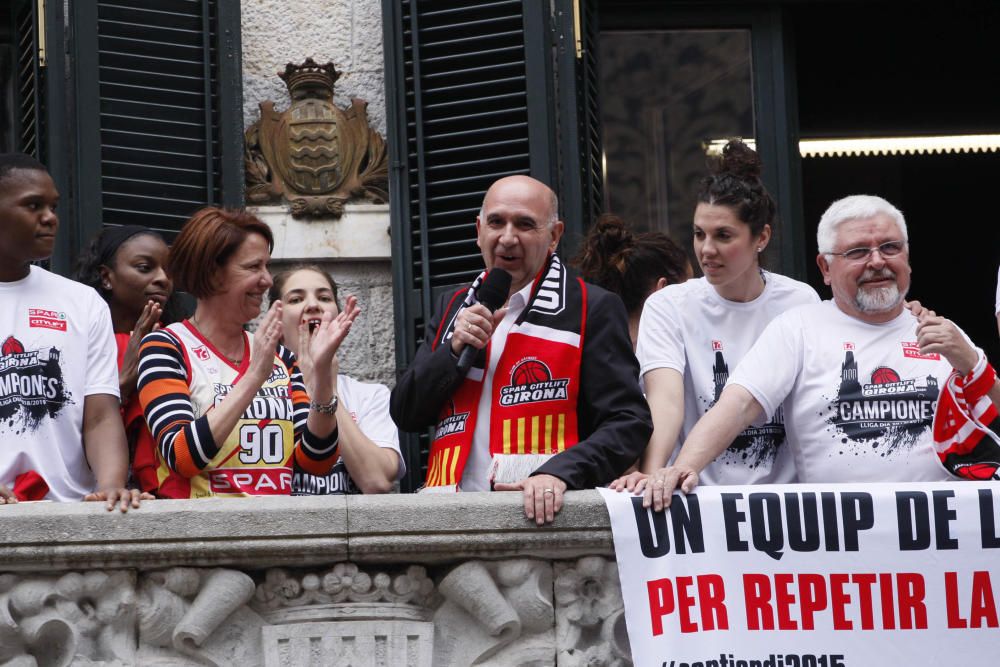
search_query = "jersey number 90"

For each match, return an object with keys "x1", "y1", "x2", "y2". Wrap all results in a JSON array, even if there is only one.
[{"x1": 238, "y1": 423, "x2": 285, "y2": 464}]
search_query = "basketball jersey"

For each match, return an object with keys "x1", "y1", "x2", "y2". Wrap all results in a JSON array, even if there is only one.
[{"x1": 139, "y1": 321, "x2": 325, "y2": 498}]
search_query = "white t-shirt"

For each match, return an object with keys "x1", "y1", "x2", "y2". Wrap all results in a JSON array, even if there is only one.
[
  {"x1": 460, "y1": 281, "x2": 533, "y2": 491},
  {"x1": 0, "y1": 266, "x2": 119, "y2": 500},
  {"x1": 292, "y1": 374, "x2": 405, "y2": 494},
  {"x1": 636, "y1": 273, "x2": 819, "y2": 485},
  {"x1": 730, "y1": 301, "x2": 956, "y2": 482}
]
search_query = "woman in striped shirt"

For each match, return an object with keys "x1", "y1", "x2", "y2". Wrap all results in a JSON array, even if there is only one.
[{"x1": 136, "y1": 208, "x2": 357, "y2": 498}]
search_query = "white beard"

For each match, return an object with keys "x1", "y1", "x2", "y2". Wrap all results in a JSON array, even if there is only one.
[{"x1": 854, "y1": 282, "x2": 906, "y2": 313}]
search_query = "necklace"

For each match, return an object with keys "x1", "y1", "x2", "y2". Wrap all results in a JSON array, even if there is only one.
[{"x1": 190, "y1": 316, "x2": 244, "y2": 364}]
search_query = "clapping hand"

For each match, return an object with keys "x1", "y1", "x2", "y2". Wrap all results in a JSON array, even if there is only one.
[
  {"x1": 120, "y1": 300, "x2": 162, "y2": 401},
  {"x1": 309, "y1": 296, "x2": 361, "y2": 370}
]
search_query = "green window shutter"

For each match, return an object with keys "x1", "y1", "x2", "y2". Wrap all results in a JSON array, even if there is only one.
[
  {"x1": 59, "y1": 0, "x2": 243, "y2": 269},
  {"x1": 555, "y1": 0, "x2": 604, "y2": 242},
  {"x1": 12, "y1": 0, "x2": 44, "y2": 159}
]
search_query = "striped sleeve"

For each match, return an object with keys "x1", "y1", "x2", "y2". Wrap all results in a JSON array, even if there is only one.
[
  {"x1": 137, "y1": 330, "x2": 219, "y2": 478},
  {"x1": 279, "y1": 345, "x2": 340, "y2": 475}
]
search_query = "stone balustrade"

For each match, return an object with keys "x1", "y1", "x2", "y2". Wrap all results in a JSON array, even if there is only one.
[{"x1": 0, "y1": 491, "x2": 632, "y2": 666}]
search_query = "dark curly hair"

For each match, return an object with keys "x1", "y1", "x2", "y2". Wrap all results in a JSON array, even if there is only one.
[
  {"x1": 697, "y1": 139, "x2": 775, "y2": 238},
  {"x1": 573, "y1": 214, "x2": 690, "y2": 316},
  {"x1": 73, "y1": 225, "x2": 183, "y2": 326}
]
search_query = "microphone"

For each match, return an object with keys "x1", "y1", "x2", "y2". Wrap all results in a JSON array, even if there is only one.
[{"x1": 456, "y1": 268, "x2": 512, "y2": 375}]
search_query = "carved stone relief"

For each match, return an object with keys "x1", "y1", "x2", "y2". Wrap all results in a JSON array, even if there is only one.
[
  {"x1": 136, "y1": 568, "x2": 264, "y2": 666},
  {"x1": 251, "y1": 563, "x2": 435, "y2": 667},
  {"x1": 0, "y1": 570, "x2": 136, "y2": 666},
  {"x1": 433, "y1": 559, "x2": 555, "y2": 667},
  {"x1": 554, "y1": 556, "x2": 633, "y2": 667},
  {"x1": 0, "y1": 557, "x2": 631, "y2": 666},
  {"x1": 244, "y1": 58, "x2": 388, "y2": 218}
]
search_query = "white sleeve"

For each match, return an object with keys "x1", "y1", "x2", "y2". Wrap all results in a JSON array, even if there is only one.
[
  {"x1": 636, "y1": 291, "x2": 686, "y2": 378},
  {"x1": 354, "y1": 382, "x2": 405, "y2": 479},
  {"x1": 995, "y1": 266, "x2": 1000, "y2": 315},
  {"x1": 727, "y1": 311, "x2": 803, "y2": 419},
  {"x1": 85, "y1": 295, "x2": 120, "y2": 398}
]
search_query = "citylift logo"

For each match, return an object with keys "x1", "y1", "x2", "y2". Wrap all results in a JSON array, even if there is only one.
[
  {"x1": 0, "y1": 335, "x2": 72, "y2": 433},
  {"x1": 435, "y1": 399, "x2": 470, "y2": 440},
  {"x1": 498, "y1": 359, "x2": 570, "y2": 407}
]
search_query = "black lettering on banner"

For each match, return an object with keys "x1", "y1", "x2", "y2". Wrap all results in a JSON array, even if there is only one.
[
  {"x1": 932, "y1": 489, "x2": 959, "y2": 550},
  {"x1": 841, "y1": 492, "x2": 874, "y2": 551},
  {"x1": 722, "y1": 493, "x2": 749, "y2": 553},
  {"x1": 896, "y1": 491, "x2": 931, "y2": 550},
  {"x1": 749, "y1": 492, "x2": 785, "y2": 561},
  {"x1": 821, "y1": 492, "x2": 840, "y2": 551},
  {"x1": 786, "y1": 492, "x2": 821, "y2": 552},
  {"x1": 979, "y1": 488, "x2": 1000, "y2": 548},
  {"x1": 631, "y1": 495, "x2": 705, "y2": 558}
]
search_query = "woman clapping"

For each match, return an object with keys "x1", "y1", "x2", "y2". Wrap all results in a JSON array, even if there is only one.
[{"x1": 137, "y1": 208, "x2": 357, "y2": 498}]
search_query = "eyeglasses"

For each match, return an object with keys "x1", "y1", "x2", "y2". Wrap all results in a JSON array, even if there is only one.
[{"x1": 830, "y1": 240, "x2": 906, "y2": 262}]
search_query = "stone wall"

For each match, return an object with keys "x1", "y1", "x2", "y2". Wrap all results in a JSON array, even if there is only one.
[
  {"x1": 241, "y1": 1, "x2": 396, "y2": 386},
  {"x1": 0, "y1": 492, "x2": 632, "y2": 666}
]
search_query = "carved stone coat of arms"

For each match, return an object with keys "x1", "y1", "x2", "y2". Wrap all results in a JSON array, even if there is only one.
[{"x1": 245, "y1": 58, "x2": 388, "y2": 218}]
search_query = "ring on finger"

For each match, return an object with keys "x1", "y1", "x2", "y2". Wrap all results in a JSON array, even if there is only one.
[{"x1": 543, "y1": 488, "x2": 554, "y2": 495}]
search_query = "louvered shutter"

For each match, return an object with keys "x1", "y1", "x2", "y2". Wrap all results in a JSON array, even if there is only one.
[
  {"x1": 384, "y1": 0, "x2": 560, "y2": 490},
  {"x1": 556, "y1": 0, "x2": 604, "y2": 243},
  {"x1": 12, "y1": 0, "x2": 44, "y2": 159},
  {"x1": 67, "y1": 0, "x2": 243, "y2": 256}
]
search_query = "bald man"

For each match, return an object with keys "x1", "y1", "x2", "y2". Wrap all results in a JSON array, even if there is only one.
[{"x1": 391, "y1": 176, "x2": 652, "y2": 524}]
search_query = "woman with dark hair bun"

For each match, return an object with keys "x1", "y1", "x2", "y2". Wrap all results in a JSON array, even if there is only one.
[
  {"x1": 613, "y1": 139, "x2": 819, "y2": 495},
  {"x1": 573, "y1": 214, "x2": 691, "y2": 348},
  {"x1": 75, "y1": 226, "x2": 175, "y2": 492}
]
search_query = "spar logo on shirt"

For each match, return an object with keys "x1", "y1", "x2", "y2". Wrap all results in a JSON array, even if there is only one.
[
  {"x1": 498, "y1": 359, "x2": 570, "y2": 407},
  {"x1": 27, "y1": 308, "x2": 67, "y2": 332}
]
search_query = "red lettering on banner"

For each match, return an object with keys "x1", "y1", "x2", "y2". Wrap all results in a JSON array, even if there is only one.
[
  {"x1": 799, "y1": 573, "x2": 828, "y2": 630},
  {"x1": 676, "y1": 576, "x2": 698, "y2": 632},
  {"x1": 879, "y1": 572, "x2": 896, "y2": 629},
  {"x1": 775, "y1": 573, "x2": 797, "y2": 629},
  {"x1": 945, "y1": 570, "x2": 999, "y2": 629},
  {"x1": 208, "y1": 467, "x2": 291, "y2": 495},
  {"x1": 647, "y1": 578, "x2": 674, "y2": 636},
  {"x1": 696, "y1": 574, "x2": 729, "y2": 630},
  {"x1": 647, "y1": 574, "x2": 729, "y2": 635},
  {"x1": 743, "y1": 574, "x2": 774, "y2": 630},
  {"x1": 897, "y1": 573, "x2": 928, "y2": 629},
  {"x1": 742, "y1": 572, "x2": 927, "y2": 631},
  {"x1": 830, "y1": 573, "x2": 852, "y2": 630},
  {"x1": 852, "y1": 573, "x2": 877, "y2": 629}
]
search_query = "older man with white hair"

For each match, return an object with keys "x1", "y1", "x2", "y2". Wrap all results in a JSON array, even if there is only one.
[{"x1": 639, "y1": 194, "x2": 1000, "y2": 509}]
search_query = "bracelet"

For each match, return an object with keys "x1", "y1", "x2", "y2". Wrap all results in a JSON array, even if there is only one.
[{"x1": 310, "y1": 394, "x2": 339, "y2": 415}]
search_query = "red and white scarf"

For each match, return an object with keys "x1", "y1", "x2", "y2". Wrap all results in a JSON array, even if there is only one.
[
  {"x1": 425, "y1": 254, "x2": 587, "y2": 488},
  {"x1": 932, "y1": 349, "x2": 1000, "y2": 480}
]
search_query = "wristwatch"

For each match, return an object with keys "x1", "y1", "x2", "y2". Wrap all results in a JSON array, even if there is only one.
[{"x1": 310, "y1": 394, "x2": 339, "y2": 415}]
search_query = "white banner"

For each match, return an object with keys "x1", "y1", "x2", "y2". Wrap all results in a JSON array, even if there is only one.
[{"x1": 600, "y1": 482, "x2": 1000, "y2": 667}]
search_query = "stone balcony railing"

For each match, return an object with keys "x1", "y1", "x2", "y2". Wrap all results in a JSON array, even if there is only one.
[{"x1": 0, "y1": 491, "x2": 632, "y2": 666}]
